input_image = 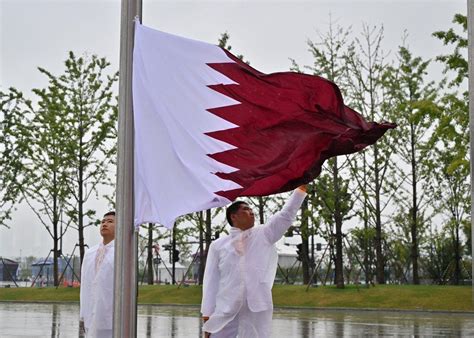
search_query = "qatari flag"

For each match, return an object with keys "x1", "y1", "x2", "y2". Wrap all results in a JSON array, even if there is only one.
[{"x1": 133, "y1": 23, "x2": 395, "y2": 228}]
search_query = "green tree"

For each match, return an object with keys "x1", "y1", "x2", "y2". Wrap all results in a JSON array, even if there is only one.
[
  {"x1": 389, "y1": 206, "x2": 429, "y2": 284},
  {"x1": 433, "y1": 14, "x2": 467, "y2": 89},
  {"x1": 349, "y1": 224, "x2": 377, "y2": 284},
  {"x1": 17, "y1": 84, "x2": 72, "y2": 287},
  {"x1": 383, "y1": 43, "x2": 438, "y2": 284},
  {"x1": 290, "y1": 21, "x2": 354, "y2": 288},
  {"x1": 345, "y1": 25, "x2": 396, "y2": 284},
  {"x1": 218, "y1": 31, "x2": 246, "y2": 62},
  {"x1": 432, "y1": 14, "x2": 468, "y2": 175},
  {"x1": 313, "y1": 175, "x2": 353, "y2": 287},
  {"x1": 0, "y1": 88, "x2": 26, "y2": 228},
  {"x1": 424, "y1": 227, "x2": 458, "y2": 284},
  {"x1": 35, "y1": 52, "x2": 118, "y2": 264},
  {"x1": 386, "y1": 237, "x2": 411, "y2": 284},
  {"x1": 430, "y1": 148, "x2": 470, "y2": 284},
  {"x1": 432, "y1": 14, "x2": 470, "y2": 284}
]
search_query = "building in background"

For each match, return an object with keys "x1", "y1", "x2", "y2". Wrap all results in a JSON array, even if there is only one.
[
  {"x1": 31, "y1": 256, "x2": 80, "y2": 287},
  {"x1": 0, "y1": 258, "x2": 19, "y2": 282}
]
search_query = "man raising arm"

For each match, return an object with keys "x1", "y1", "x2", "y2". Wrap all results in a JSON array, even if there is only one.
[{"x1": 201, "y1": 186, "x2": 307, "y2": 338}]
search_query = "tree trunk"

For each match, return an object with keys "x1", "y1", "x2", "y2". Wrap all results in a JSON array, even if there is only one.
[
  {"x1": 333, "y1": 158, "x2": 345, "y2": 289},
  {"x1": 410, "y1": 123, "x2": 419, "y2": 285},
  {"x1": 200, "y1": 209, "x2": 212, "y2": 284},
  {"x1": 258, "y1": 197, "x2": 265, "y2": 224},
  {"x1": 52, "y1": 169, "x2": 59, "y2": 287},
  {"x1": 334, "y1": 224, "x2": 344, "y2": 288},
  {"x1": 172, "y1": 224, "x2": 176, "y2": 284},
  {"x1": 362, "y1": 154, "x2": 371, "y2": 285},
  {"x1": 198, "y1": 212, "x2": 205, "y2": 285},
  {"x1": 454, "y1": 221, "x2": 461, "y2": 284},
  {"x1": 205, "y1": 209, "x2": 212, "y2": 251},
  {"x1": 78, "y1": 188, "x2": 85, "y2": 264},
  {"x1": 300, "y1": 197, "x2": 311, "y2": 284},
  {"x1": 53, "y1": 215, "x2": 59, "y2": 287},
  {"x1": 302, "y1": 237, "x2": 311, "y2": 284},
  {"x1": 147, "y1": 223, "x2": 154, "y2": 285},
  {"x1": 373, "y1": 144, "x2": 385, "y2": 284},
  {"x1": 78, "y1": 119, "x2": 86, "y2": 265},
  {"x1": 311, "y1": 210, "x2": 315, "y2": 278}
]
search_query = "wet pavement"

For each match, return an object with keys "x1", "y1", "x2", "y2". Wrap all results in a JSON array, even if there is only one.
[{"x1": 0, "y1": 302, "x2": 473, "y2": 337}]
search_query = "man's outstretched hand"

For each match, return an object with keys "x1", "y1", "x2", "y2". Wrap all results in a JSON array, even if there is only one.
[
  {"x1": 203, "y1": 316, "x2": 210, "y2": 337},
  {"x1": 297, "y1": 185, "x2": 307, "y2": 193}
]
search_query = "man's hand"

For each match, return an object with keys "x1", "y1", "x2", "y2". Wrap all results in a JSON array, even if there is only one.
[
  {"x1": 297, "y1": 185, "x2": 307, "y2": 192},
  {"x1": 202, "y1": 316, "x2": 210, "y2": 337}
]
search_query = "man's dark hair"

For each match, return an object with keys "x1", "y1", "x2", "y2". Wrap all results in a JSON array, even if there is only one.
[
  {"x1": 226, "y1": 201, "x2": 247, "y2": 227},
  {"x1": 104, "y1": 211, "x2": 116, "y2": 217}
]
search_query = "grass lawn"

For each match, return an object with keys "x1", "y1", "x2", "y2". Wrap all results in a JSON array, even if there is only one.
[
  {"x1": 0, "y1": 284, "x2": 473, "y2": 312},
  {"x1": 272, "y1": 284, "x2": 474, "y2": 311}
]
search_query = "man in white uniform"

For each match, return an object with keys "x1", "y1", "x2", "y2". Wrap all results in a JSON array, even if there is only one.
[
  {"x1": 201, "y1": 186, "x2": 307, "y2": 338},
  {"x1": 80, "y1": 211, "x2": 116, "y2": 338}
]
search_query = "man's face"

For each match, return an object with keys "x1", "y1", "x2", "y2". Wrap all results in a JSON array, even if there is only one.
[
  {"x1": 231, "y1": 203, "x2": 255, "y2": 230},
  {"x1": 100, "y1": 214, "x2": 116, "y2": 239}
]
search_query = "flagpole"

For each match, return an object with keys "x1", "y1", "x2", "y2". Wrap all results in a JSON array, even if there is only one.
[
  {"x1": 468, "y1": 0, "x2": 474, "y2": 306},
  {"x1": 114, "y1": 0, "x2": 142, "y2": 337}
]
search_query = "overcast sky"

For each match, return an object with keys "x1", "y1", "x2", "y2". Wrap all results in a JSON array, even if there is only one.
[{"x1": 0, "y1": 0, "x2": 466, "y2": 258}]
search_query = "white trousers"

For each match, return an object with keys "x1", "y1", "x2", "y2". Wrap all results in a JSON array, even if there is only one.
[{"x1": 209, "y1": 303, "x2": 272, "y2": 338}]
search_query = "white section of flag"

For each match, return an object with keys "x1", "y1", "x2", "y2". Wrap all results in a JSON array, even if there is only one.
[{"x1": 133, "y1": 23, "x2": 242, "y2": 228}]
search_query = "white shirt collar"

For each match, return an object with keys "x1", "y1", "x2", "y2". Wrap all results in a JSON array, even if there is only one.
[
  {"x1": 230, "y1": 227, "x2": 242, "y2": 236},
  {"x1": 100, "y1": 240, "x2": 114, "y2": 249},
  {"x1": 230, "y1": 227, "x2": 254, "y2": 237}
]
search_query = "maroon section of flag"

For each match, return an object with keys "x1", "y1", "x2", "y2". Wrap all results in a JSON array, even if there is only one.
[{"x1": 205, "y1": 50, "x2": 395, "y2": 201}]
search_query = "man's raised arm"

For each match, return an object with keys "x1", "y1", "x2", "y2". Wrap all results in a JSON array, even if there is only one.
[{"x1": 263, "y1": 185, "x2": 307, "y2": 244}]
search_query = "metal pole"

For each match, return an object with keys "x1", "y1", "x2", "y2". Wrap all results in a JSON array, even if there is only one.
[
  {"x1": 172, "y1": 225, "x2": 176, "y2": 284},
  {"x1": 469, "y1": 0, "x2": 474, "y2": 306},
  {"x1": 113, "y1": 0, "x2": 142, "y2": 337}
]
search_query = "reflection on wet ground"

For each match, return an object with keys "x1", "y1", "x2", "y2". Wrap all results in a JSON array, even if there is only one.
[{"x1": 0, "y1": 302, "x2": 473, "y2": 337}]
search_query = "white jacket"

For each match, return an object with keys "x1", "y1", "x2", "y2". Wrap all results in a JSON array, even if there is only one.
[
  {"x1": 201, "y1": 189, "x2": 306, "y2": 333},
  {"x1": 80, "y1": 240, "x2": 115, "y2": 335}
]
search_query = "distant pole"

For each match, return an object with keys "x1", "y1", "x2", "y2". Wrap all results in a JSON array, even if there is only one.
[
  {"x1": 468, "y1": 0, "x2": 474, "y2": 305},
  {"x1": 172, "y1": 225, "x2": 176, "y2": 284},
  {"x1": 113, "y1": 0, "x2": 142, "y2": 337}
]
